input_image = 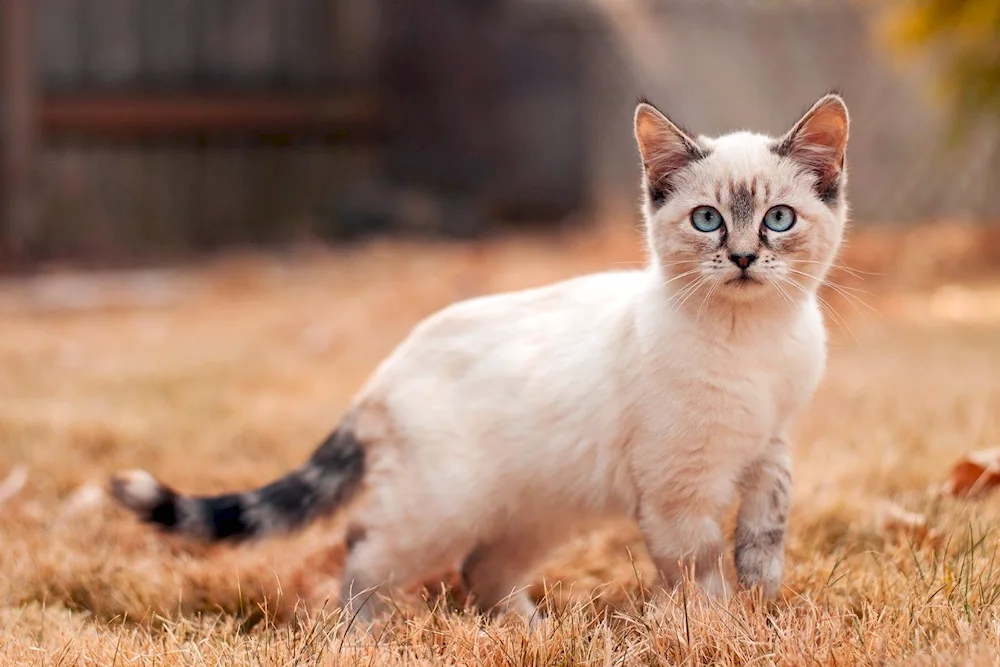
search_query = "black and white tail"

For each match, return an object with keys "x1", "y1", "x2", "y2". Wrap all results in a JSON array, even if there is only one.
[{"x1": 109, "y1": 427, "x2": 365, "y2": 541}]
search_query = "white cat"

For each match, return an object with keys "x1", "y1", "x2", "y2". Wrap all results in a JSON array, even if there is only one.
[{"x1": 111, "y1": 93, "x2": 850, "y2": 623}]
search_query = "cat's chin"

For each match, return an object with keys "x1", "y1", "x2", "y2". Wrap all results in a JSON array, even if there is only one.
[{"x1": 716, "y1": 276, "x2": 784, "y2": 303}]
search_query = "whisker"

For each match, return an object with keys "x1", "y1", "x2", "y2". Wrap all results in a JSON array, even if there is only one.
[
  {"x1": 665, "y1": 276, "x2": 709, "y2": 318},
  {"x1": 695, "y1": 280, "x2": 720, "y2": 321},
  {"x1": 823, "y1": 283, "x2": 883, "y2": 319},
  {"x1": 783, "y1": 265, "x2": 879, "y2": 297},
  {"x1": 787, "y1": 258, "x2": 883, "y2": 280},
  {"x1": 786, "y1": 260, "x2": 872, "y2": 284},
  {"x1": 665, "y1": 277, "x2": 704, "y2": 307},
  {"x1": 783, "y1": 267, "x2": 882, "y2": 321},
  {"x1": 674, "y1": 279, "x2": 709, "y2": 314},
  {"x1": 660, "y1": 268, "x2": 703, "y2": 289},
  {"x1": 770, "y1": 280, "x2": 796, "y2": 310},
  {"x1": 822, "y1": 282, "x2": 878, "y2": 298},
  {"x1": 780, "y1": 276, "x2": 857, "y2": 342},
  {"x1": 614, "y1": 259, "x2": 695, "y2": 269},
  {"x1": 818, "y1": 293, "x2": 858, "y2": 342}
]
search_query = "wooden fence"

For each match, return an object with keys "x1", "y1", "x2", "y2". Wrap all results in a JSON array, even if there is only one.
[
  {"x1": 3, "y1": 0, "x2": 999, "y2": 266},
  {"x1": 0, "y1": 0, "x2": 591, "y2": 265}
]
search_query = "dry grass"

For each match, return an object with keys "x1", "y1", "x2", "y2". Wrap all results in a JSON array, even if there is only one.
[{"x1": 3, "y1": 221, "x2": 1000, "y2": 665}]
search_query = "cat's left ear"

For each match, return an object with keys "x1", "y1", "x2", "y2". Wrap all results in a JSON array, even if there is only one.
[{"x1": 774, "y1": 93, "x2": 850, "y2": 204}]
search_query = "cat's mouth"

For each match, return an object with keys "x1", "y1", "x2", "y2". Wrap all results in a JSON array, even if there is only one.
[{"x1": 725, "y1": 274, "x2": 763, "y2": 287}]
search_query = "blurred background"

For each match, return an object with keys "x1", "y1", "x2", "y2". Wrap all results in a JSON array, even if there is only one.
[
  {"x1": 4, "y1": 1, "x2": 1000, "y2": 648},
  {"x1": 1, "y1": 0, "x2": 999, "y2": 267}
]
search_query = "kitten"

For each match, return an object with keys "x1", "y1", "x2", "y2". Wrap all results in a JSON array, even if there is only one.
[{"x1": 111, "y1": 93, "x2": 849, "y2": 623}]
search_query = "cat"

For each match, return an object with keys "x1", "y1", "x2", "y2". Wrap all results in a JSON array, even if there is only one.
[{"x1": 111, "y1": 92, "x2": 850, "y2": 624}]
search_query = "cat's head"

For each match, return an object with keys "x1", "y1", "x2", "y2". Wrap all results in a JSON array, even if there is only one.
[{"x1": 634, "y1": 93, "x2": 849, "y2": 304}]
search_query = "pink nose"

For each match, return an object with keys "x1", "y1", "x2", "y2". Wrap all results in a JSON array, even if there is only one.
[{"x1": 729, "y1": 253, "x2": 757, "y2": 270}]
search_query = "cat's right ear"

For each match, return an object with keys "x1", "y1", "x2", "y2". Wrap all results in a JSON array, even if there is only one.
[
  {"x1": 634, "y1": 102, "x2": 705, "y2": 206},
  {"x1": 772, "y1": 94, "x2": 850, "y2": 205}
]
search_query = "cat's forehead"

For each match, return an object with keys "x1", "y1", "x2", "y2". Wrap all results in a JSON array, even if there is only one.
[
  {"x1": 687, "y1": 130, "x2": 798, "y2": 199},
  {"x1": 699, "y1": 131, "x2": 778, "y2": 172}
]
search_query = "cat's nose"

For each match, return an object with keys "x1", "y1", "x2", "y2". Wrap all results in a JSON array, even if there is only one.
[{"x1": 729, "y1": 252, "x2": 757, "y2": 270}]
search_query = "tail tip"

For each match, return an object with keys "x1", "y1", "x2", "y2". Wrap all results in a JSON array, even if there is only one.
[{"x1": 109, "y1": 469, "x2": 168, "y2": 513}]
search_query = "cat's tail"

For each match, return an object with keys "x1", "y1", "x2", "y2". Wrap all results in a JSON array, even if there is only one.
[{"x1": 109, "y1": 427, "x2": 364, "y2": 542}]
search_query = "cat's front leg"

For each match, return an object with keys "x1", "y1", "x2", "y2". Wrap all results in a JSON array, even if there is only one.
[
  {"x1": 734, "y1": 436, "x2": 792, "y2": 599},
  {"x1": 638, "y1": 503, "x2": 728, "y2": 599}
]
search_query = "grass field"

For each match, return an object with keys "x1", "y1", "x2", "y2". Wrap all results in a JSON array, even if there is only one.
[{"x1": 3, "y1": 221, "x2": 1000, "y2": 665}]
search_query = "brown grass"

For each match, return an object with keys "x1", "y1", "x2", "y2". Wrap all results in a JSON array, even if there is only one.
[{"x1": 3, "y1": 221, "x2": 1000, "y2": 665}]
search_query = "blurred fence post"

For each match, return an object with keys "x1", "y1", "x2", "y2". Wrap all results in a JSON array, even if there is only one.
[{"x1": 0, "y1": 0, "x2": 36, "y2": 263}]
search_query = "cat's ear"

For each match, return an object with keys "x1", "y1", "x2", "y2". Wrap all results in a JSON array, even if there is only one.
[
  {"x1": 774, "y1": 94, "x2": 850, "y2": 204},
  {"x1": 634, "y1": 101, "x2": 705, "y2": 207}
]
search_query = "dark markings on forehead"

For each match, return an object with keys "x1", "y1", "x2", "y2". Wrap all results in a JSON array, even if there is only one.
[{"x1": 729, "y1": 181, "x2": 756, "y2": 227}]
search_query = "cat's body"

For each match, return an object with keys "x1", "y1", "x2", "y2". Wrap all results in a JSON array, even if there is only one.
[
  {"x1": 342, "y1": 266, "x2": 824, "y2": 607},
  {"x1": 111, "y1": 94, "x2": 850, "y2": 623}
]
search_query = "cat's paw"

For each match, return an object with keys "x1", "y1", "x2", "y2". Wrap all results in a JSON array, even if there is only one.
[{"x1": 735, "y1": 533, "x2": 784, "y2": 599}]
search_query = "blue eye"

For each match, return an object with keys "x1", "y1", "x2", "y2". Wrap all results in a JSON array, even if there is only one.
[
  {"x1": 763, "y1": 205, "x2": 796, "y2": 232},
  {"x1": 691, "y1": 206, "x2": 724, "y2": 233}
]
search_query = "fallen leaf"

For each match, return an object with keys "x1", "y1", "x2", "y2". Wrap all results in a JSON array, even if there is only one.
[{"x1": 943, "y1": 447, "x2": 1000, "y2": 497}]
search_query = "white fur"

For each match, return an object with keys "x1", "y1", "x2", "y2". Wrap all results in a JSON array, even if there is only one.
[
  {"x1": 111, "y1": 469, "x2": 162, "y2": 510},
  {"x1": 336, "y1": 96, "x2": 850, "y2": 620}
]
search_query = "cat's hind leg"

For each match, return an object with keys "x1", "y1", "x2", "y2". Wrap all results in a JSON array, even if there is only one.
[
  {"x1": 460, "y1": 522, "x2": 575, "y2": 624},
  {"x1": 336, "y1": 527, "x2": 397, "y2": 629},
  {"x1": 460, "y1": 536, "x2": 540, "y2": 622},
  {"x1": 335, "y1": 494, "x2": 480, "y2": 629}
]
